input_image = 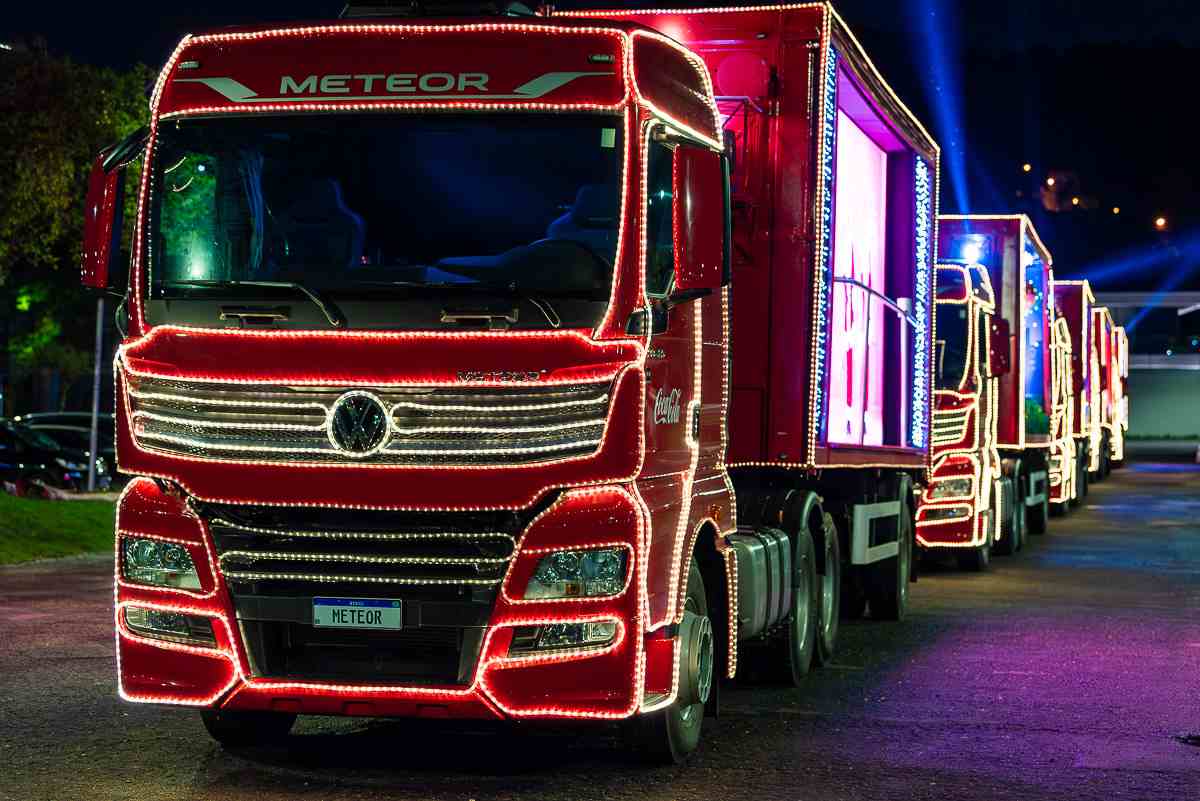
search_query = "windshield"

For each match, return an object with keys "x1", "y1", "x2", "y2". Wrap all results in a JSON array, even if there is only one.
[
  {"x1": 149, "y1": 114, "x2": 623, "y2": 310},
  {"x1": 936, "y1": 304, "x2": 970, "y2": 390},
  {"x1": 10, "y1": 426, "x2": 62, "y2": 451}
]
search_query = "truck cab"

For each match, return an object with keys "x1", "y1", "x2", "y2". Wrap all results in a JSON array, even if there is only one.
[{"x1": 917, "y1": 262, "x2": 1008, "y2": 569}]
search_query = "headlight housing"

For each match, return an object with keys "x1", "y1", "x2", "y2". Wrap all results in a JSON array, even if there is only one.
[
  {"x1": 122, "y1": 537, "x2": 202, "y2": 590},
  {"x1": 929, "y1": 477, "x2": 973, "y2": 500},
  {"x1": 523, "y1": 547, "x2": 628, "y2": 600}
]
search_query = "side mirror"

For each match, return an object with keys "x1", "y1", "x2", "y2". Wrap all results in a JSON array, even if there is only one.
[
  {"x1": 672, "y1": 145, "x2": 726, "y2": 294},
  {"x1": 81, "y1": 149, "x2": 125, "y2": 291},
  {"x1": 989, "y1": 318, "x2": 1012, "y2": 377}
]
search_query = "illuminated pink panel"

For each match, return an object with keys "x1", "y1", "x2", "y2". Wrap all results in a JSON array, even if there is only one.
[{"x1": 828, "y1": 110, "x2": 888, "y2": 446}]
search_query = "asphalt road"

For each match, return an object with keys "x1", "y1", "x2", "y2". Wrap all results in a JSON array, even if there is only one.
[{"x1": 2, "y1": 463, "x2": 1198, "y2": 801}]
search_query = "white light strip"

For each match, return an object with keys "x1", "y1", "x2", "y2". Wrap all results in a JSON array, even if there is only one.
[
  {"x1": 221, "y1": 570, "x2": 501, "y2": 586},
  {"x1": 219, "y1": 550, "x2": 509, "y2": 567},
  {"x1": 209, "y1": 516, "x2": 515, "y2": 544},
  {"x1": 136, "y1": 428, "x2": 602, "y2": 458}
]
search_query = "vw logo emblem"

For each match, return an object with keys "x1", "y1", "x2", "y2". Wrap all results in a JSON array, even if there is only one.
[{"x1": 328, "y1": 391, "x2": 390, "y2": 455}]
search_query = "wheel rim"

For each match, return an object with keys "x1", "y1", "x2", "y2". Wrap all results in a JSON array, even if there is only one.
[
  {"x1": 679, "y1": 595, "x2": 712, "y2": 725},
  {"x1": 820, "y1": 541, "x2": 836, "y2": 639}
]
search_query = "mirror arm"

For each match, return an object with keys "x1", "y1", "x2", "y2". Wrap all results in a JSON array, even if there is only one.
[{"x1": 663, "y1": 287, "x2": 711, "y2": 310}]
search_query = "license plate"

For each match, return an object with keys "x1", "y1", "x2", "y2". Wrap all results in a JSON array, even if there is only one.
[{"x1": 312, "y1": 597, "x2": 403, "y2": 630}]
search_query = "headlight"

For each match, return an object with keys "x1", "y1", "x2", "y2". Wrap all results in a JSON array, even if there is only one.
[
  {"x1": 55, "y1": 457, "x2": 87, "y2": 471},
  {"x1": 524, "y1": 547, "x2": 628, "y2": 600},
  {"x1": 122, "y1": 537, "x2": 202, "y2": 590},
  {"x1": 922, "y1": 505, "x2": 971, "y2": 522},
  {"x1": 929, "y1": 477, "x2": 973, "y2": 499}
]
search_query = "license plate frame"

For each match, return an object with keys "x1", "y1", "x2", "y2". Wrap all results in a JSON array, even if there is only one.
[{"x1": 312, "y1": 597, "x2": 403, "y2": 630}]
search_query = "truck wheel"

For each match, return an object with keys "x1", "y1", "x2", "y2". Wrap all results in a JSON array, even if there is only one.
[
  {"x1": 994, "y1": 477, "x2": 1016, "y2": 556},
  {"x1": 867, "y1": 498, "x2": 911, "y2": 621},
  {"x1": 625, "y1": 559, "x2": 711, "y2": 764},
  {"x1": 1027, "y1": 488, "x2": 1049, "y2": 535},
  {"x1": 1072, "y1": 454, "x2": 1088, "y2": 506},
  {"x1": 200, "y1": 709, "x2": 296, "y2": 748},
  {"x1": 783, "y1": 526, "x2": 819, "y2": 684},
  {"x1": 813, "y1": 513, "x2": 841, "y2": 667},
  {"x1": 957, "y1": 541, "x2": 991, "y2": 571}
]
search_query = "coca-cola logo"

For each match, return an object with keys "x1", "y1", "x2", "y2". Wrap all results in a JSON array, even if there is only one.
[{"x1": 653, "y1": 388, "x2": 682, "y2": 425}]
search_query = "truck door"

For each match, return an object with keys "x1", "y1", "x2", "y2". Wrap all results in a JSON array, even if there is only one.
[{"x1": 639, "y1": 133, "x2": 701, "y2": 626}]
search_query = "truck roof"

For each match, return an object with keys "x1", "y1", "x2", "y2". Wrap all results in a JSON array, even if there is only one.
[
  {"x1": 149, "y1": 16, "x2": 721, "y2": 144},
  {"x1": 557, "y1": 2, "x2": 939, "y2": 163}
]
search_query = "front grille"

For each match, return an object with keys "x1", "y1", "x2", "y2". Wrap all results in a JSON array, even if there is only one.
[
  {"x1": 204, "y1": 504, "x2": 525, "y2": 593},
  {"x1": 931, "y1": 405, "x2": 971, "y2": 446},
  {"x1": 238, "y1": 620, "x2": 479, "y2": 684},
  {"x1": 201, "y1": 503, "x2": 539, "y2": 684},
  {"x1": 125, "y1": 372, "x2": 611, "y2": 465}
]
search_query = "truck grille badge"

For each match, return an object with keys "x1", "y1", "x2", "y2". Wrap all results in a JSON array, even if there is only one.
[{"x1": 329, "y1": 392, "x2": 389, "y2": 454}]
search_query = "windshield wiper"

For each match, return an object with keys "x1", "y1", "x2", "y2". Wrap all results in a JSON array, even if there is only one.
[{"x1": 168, "y1": 279, "x2": 346, "y2": 328}]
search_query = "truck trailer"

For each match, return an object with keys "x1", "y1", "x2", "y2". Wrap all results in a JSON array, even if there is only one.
[
  {"x1": 929, "y1": 215, "x2": 1075, "y2": 562},
  {"x1": 1053, "y1": 279, "x2": 1100, "y2": 497},
  {"x1": 81, "y1": 2, "x2": 937, "y2": 762}
]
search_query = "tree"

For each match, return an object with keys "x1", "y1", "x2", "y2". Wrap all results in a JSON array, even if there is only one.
[{"x1": 0, "y1": 46, "x2": 153, "y2": 410}]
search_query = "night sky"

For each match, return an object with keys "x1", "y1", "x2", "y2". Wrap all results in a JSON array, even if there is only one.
[{"x1": 4, "y1": 1, "x2": 1199, "y2": 290}]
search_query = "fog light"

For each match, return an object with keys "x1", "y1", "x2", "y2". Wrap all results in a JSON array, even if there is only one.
[
  {"x1": 122, "y1": 537, "x2": 201, "y2": 590},
  {"x1": 124, "y1": 606, "x2": 216, "y2": 647},
  {"x1": 923, "y1": 505, "x2": 971, "y2": 522},
  {"x1": 508, "y1": 621, "x2": 619, "y2": 654}
]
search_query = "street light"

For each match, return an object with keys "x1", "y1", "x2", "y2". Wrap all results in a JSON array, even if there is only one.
[
  {"x1": 1071, "y1": 196, "x2": 1080, "y2": 206},
  {"x1": 1022, "y1": 163, "x2": 1032, "y2": 173},
  {"x1": 1155, "y1": 216, "x2": 1168, "y2": 230},
  {"x1": 1112, "y1": 206, "x2": 1120, "y2": 215},
  {"x1": 1046, "y1": 177, "x2": 1056, "y2": 187}
]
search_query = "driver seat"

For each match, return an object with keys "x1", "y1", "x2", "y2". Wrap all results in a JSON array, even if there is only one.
[{"x1": 273, "y1": 179, "x2": 365, "y2": 272}]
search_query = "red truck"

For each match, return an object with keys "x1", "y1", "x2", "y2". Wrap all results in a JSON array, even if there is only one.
[
  {"x1": 81, "y1": 3, "x2": 937, "y2": 762},
  {"x1": 921, "y1": 215, "x2": 1075, "y2": 568},
  {"x1": 1053, "y1": 279, "x2": 1101, "y2": 495},
  {"x1": 1092, "y1": 307, "x2": 1127, "y2": 473}
]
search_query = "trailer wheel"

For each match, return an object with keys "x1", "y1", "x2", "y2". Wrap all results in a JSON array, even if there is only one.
[
  {"x1": 1071, "y1": 452, "x2": 1088, "y2": 506},
  {"x1": 200, "y1": 710, "x2": 296, "y2": 748},
  {"x1": 782, "y1": 525, "x2": 819, "y2": 684},
  {"x1": 867, "y1": 497, "x2": 911, "y2": 621},
  {"x1": 994, "y1": 477, "x2": 1017, "y2": 556},
  {"x1": 625, "y1": 559, "x2": 711, "y2": 764},
  {"x1": 813, "y1": 513, "x2": 841, "y2": 666},
  {"x1": 1027, "y1": 486, "x2": 1049, "y2": 535}
]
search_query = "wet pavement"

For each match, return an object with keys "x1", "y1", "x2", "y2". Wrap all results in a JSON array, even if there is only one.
[{"x1": 1, "y1": 463, "x2": 1198, "y2": 800}]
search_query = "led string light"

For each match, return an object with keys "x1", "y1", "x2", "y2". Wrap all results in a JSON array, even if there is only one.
[
  {"x1": 806, "y1": 37, "x2": 838, "y2": 462},
  {"x1": 911, "y1": 157, "x2": 933, "y2": 450},
  {"x1": 208, "y1": 516, "x2": 517, "y2": 545}
]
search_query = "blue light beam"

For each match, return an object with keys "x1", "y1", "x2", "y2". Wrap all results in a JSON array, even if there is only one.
[{"x1": 909, "y1": 0, "x2": 971, "y2": 214}]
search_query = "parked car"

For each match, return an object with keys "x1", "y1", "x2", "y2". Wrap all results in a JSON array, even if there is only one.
[
  {"x1": 11, "y1": 412, "x2": 118, "y2": 484},
  {"x1": 0, "y1": 420, "x2": 112, "y2": 497}
]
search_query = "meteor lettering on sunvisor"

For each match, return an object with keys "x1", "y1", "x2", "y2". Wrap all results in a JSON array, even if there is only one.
[{"x1": 173, "y1": 71, "x2": 613, "y2": 102}]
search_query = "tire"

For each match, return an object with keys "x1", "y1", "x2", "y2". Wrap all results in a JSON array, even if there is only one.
[
  {"x1": 994, "y1": 477, "x2": 1016, "y2": 556},
  {"x1": 200, "y1": 709, "x2": 296, "y2": 748},
  {"x1": 783, "y1": 525, "x2": 819, "y2": 684},
  {"x1": 957, "y1": 541, "x2": 991, "y2": 571},
  {"x1": 1072, "y1": 453, "x2": 1088, "y2": 506},
  {"x1": 813, "y1": 513, "x2": 841, "y2": 667},
  {"x1": 1027, "y1": 480, "x2": 1049, "y2": 535},
  {"x1": 1011, "y1": 471, "x2": 1026, "y2": 552},
  {"x1": 867, "y1": 495, "x2": 912, "y2": 621},
  {"x1": 625, "y1": 560, "x2": 711, "y2": 764}
]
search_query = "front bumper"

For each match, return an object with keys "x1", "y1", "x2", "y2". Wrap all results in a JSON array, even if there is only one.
[
  {"x1": 115, "y1": 478, "x2": 654, "y2": 720},
  {"x1": 915, "y1": 458, "x2": 984, "y2": 548}
]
